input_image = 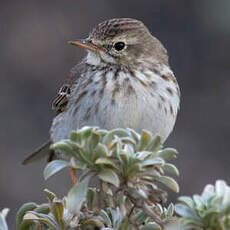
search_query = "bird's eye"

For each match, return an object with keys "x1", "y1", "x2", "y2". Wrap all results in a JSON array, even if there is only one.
[{"x1": 114, "y1": 42, "x2": 125, "y2": 51}]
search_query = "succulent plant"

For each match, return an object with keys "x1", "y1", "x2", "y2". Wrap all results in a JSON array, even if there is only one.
[
  {"x1": 3, "y1": 126, "x2": 230, "y2": 230},
  {"x1": 16, "y1": 126, "x2": 179, "y2": 230},
  {"x1": 175, "y1": 180, "x2": 230, "y2": 230},
  {"x1": 16, "y1": 188, "x2": 177, "y2": 230}
]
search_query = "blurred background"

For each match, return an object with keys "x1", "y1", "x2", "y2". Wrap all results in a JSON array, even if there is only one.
[{"x1": 1, "y1": 0, "x2": 230, "y2": 228}]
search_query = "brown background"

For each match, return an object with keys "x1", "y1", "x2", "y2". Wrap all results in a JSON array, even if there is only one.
[{"x1": 1, "y1": 0, "x2": 230, "y2": 228}]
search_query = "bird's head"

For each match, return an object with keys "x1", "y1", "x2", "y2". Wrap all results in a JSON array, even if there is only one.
[{"x1": 69, "y1": 18, "x2": 168, "y2": 67}]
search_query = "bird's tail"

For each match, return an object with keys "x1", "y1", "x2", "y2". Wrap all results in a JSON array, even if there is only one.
[{"x1": 22, "y1": 140, "x2": 54, "y2": 165}]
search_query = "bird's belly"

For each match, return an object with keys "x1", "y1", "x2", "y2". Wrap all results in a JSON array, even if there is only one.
[{"x1": 50, "y1": 91, "x2": 176, "y2": 143}]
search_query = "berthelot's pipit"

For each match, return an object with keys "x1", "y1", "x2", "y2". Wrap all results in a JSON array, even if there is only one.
[{"x1": 23, "y1": 18, "x2": 180, "y2": 183}]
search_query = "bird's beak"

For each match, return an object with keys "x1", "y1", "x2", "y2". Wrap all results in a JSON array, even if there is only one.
[{"x1": 68, "y1": 39, "x2": 104, "y2": 52}]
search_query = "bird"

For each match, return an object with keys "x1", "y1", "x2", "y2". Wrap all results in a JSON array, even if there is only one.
[{"x1": 22, "y1": 18, "x2": 180, "y2": 184}]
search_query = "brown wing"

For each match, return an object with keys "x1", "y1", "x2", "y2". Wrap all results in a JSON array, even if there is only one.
[
  {"x1": 51, "y1": 63, "x2": 86, "y2": 114},
  {"x1": 52, "y1": 82, "x2": 72, "y2": 113}
]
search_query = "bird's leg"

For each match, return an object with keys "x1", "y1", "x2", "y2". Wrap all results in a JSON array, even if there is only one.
[{"x1": 69, "y1": 167, "x2": 78, "y2": 185}]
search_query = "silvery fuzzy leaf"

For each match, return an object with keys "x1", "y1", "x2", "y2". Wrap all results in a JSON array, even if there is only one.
[
  {"x1": 118, "y1": 150, "x2": 129, "y2": 165},
  {"x1": 51, "y1": 140, "x2": 73, "y2": 152},
  {"x1": 76, "y1": 126, "x2": 95, "y2": 139},
  {"x1": 215, "y1": 180, "x2": 228, "y2": 198},
  {"x1": 50, "y1": 200, "x2": 64, "y2": 228},
  {"x1": 141, "y1": 157, "x2": 165, "y2": 167},
  {"x1": 222, "y1": 186, "x2": 230, "y2": 204},
  {"x1": 66, "y1": 177, "x2": 90, "y2": 215},
  {"x1": 96, "y1": 128, "x2": 108, "y2": 136},
  {"x1": 93, "y1": 143, "x2": 109, "y2": 160},
  {"x1": 23, "y1": 211, "x2": 60, "y2": 230},
  {"x1": 33, "y1": 204, "x2": 50, "y2": 214},
  {"x1": 88, "y1": 131, "x2": 101, "y2": 153},
  {"x1": 102, "y1": 182, "x2": 113, "y2": 196},
  {"x1": 135, "y1": 210, "x2": 149, "y2": 225},
  {"x1": 119, "y1": 137, "x2": 136, "y2": 145},
  {"x1": 118, "y1": 217, "x2": 131, "y2": 230},
  {"x1": 69, "y1": 131, "x2": 79, "y2": 142},
  {"x1": 82, "y1": 218, "x2": 105, "y2": 228},
  {"x1": 123, "y1": 143, "x2": 135, "y2": 156},
  {"x1": 177, "y1": 196, "x2": 195, "y2": 210},
  {"x1": 98, "y1": 169, "x2": 120, "y2": 187},
  {"x1": 110, "y1": 207, "x2": 124, "y2": 229},
  {"x1": 154, "y1": 148, "x2": 178, "y2": 160},
  {"x1": 86, "y1": 188, "x2": 96, "y2": 211},
  {"x1": 70, "y1": 157, "x2": 87, "y2": 170},
  {"x1": 155, "y1": 176, "x2": 179, "y2": 193},
  {"x1": 44, "y1": 189, "x2": 57, "y2": 203},
  {"x1": 95, "y1": 157, "x2": 117, "y2": 169},
  {"x1": 180, "y1": 217, "x2": 203, "y2": 228},
  {"x1": 100, "y1": 210, "x2": 112, "y2": 228},
  {"x1": 175, "y1": 204, "x2": 200, "y2": 220},
  {"x1": 167, "y1": 203, "x2": 175, "y2": 217},
  {"x1": 203, "y1": 184, "x2": 215, "y2": 194},
  {"x1": 162, "y1": 163, "x2": 179, "y2": 176},
  {"x1": 136, "y1": 151, "x2": 152, "y2": 160},
  {"x1": 127, "y1": 128, "x2": 140, "y2": 143},
  {"x1": 193, "y1": 195, "x2": 204, "y2": 210},
  {"x1": 146, "y1": 135, "x2": 162, "y2": 152},
  {"x1": 0, "y1": 209, "x2": 9, "y2": 230},
  {"x1": 137, "y1": 130, "x2": 152, "y2": 151},
  {"x1": 140, "y1": 222, "x2": 161, "y2": 230},
  {"x1": 102, "y1": 128, "x2": 130, "y2": 145},
  {"x1": 16, "y1": 203, "x2": 37, "y2": 229},
  {"x1": 43, "y1": 160, "x2": 69, "y2": 180}
]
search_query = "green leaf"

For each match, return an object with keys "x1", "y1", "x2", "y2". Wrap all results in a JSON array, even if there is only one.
[
  {"x1": 193, "y1": 195, "x2": 204, "y2": 209},
  {"x1": 43, "y1": 160, "x2": 69, "y2": 180},
  {"x1": 33, "y1": 204, "x2": 50, "y2": 214},
  {"x1": 16, "y1": 203, "x2": 37, "y2": 229},
  {"x1": 77, "y1": 126, "x2": 95, "y2": 139},
  {"x1": 93, "y1": 143, "x2": 109, "y2": 161},
  {"x1": 67, "y1": 177, "x2": 90, "y2": 215},
  {"x1": 215, "y1": 180, "x2": 227, "y2": 197},
  {"x1": 98, "y1": 169, "x2": 120, "y2": 187},
  {"x1": 137, "y1": 130, "x2": 152, "y2": 151},
  {"x1": 87, "y1": 188, "x2": 96, "y2": 211},
  {"x1": 100, "y1": 210, "x2": 112, "y2": 227},
  {"x1": 155, "y1": 176, "x2": 179, "y2": 193},
  {"x1": 167, "y1": 203, "x2": 175, "y2": 217},
  {"x1": 118, "y1": 217, "x2": 131, "y2": 230},
  {"x1": 141, "y1": 157, "x2": 164, "y2": 167},
  {"x1": 82, "y1": 218, "x2": 105, "y2": 228},
  {"x1": 135, "y1": 210, "x2": 148, "y2": 225},
  {"x1": 102, "y1": 182, "x2": 113, "y2": 196},
  {"x1": 51, "y1": 201, "x2": 64, "y2": 228},
  {"x1": 50, "y1": 140, "x2": 79, "y2": 158},
  {"x1": 103, "y1": 128, "x2": 129, "y2": 145},
  {"x1": 70, "y1": 157, "x2": 87, "y2": 170},
  {"x1": 175, "y1": 204, "x2": 200, "y2": 219},
  {"x1": 0, "y1": 209, "x2": 9, "y2": 230},
  {"x1": 44, "y1": 189, "x2": 57, "y2": 202},
  {"x1": 95, "y1": 157, "x2": 117, "y2": 168},
  {"x1": 89, "y1": 131, "x2": 101, "y2": 152},
  {"x1": 69, "y1": 131, "x2": 79, "y2": 142},
  {"x1": 18, "y1": 219, "x2": 35, "y2": 230},
  {"x1": 23, "y1": 212, "x2": 60, "y2": 230},
  {"x1": 180, "y1": 217, "x2": 203, "y2": 228},
  {"x1": 178, "y1": 196, "x2": 195, "y2": 210},
  {"x1": 140, "y1": 222, "x2": 161, "y2": 230},
  {"x1": 155, "y1": 148, "x2": 178, "y2": 160},
  {"x1": 127, "y1": 128, "x2": 140, "y2": 143},
  {"x1": 146, "y1": 135, "x2": 162, "y2": 152},
  {"x1": 162, "y1": 163, "x2": 179, "y2": 176}
]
